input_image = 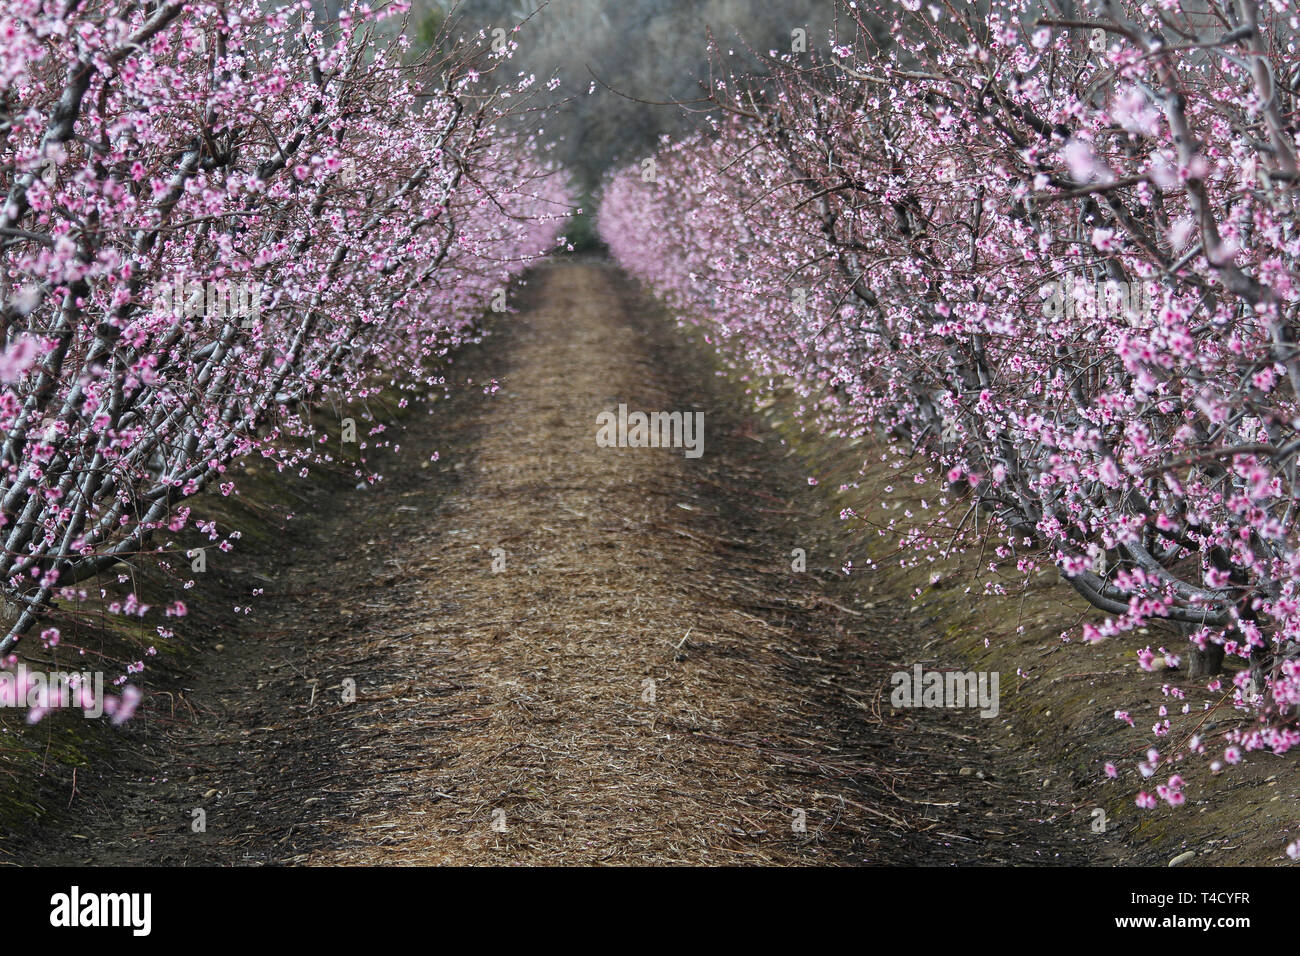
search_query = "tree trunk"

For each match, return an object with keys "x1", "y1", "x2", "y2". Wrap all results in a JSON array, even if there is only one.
[{"x1": 1187, "y1": 640, "x2": 1224, "y2": 678}]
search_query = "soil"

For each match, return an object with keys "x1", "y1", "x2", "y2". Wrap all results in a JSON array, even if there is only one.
[{"x1": 6, "y1": 259, "x2": 1108, "y2": 865}]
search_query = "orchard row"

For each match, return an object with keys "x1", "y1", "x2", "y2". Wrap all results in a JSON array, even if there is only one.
[
  {"x1": 0, "y1": 2, "x2": 567, "y2": 677},
  {"x1": 600, "y1": 0, "x2": 1300, "y2": 842}
]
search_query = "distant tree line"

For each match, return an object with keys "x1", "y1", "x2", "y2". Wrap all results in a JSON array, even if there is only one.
[{"x1": 411, "y1": 0, "x2": 850, "y2": 192}]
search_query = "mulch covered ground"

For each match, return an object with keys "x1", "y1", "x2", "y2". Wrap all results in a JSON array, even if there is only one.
[{"x1": 16, "y1": 260, "x2": 1092, "y2": 865}]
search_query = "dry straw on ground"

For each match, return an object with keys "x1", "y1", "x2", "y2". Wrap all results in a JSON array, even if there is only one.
[{"x1": 16, "y1": 261, "x2": 1087, "y2": 866}]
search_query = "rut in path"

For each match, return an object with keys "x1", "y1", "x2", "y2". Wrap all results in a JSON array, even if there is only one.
[{"x1": 26, "y1": 260, "x2": 1091, "y2": 865}]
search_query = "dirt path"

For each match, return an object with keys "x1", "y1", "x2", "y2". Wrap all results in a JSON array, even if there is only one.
[{"x1": 20, "y1": 260, "x2": 1093, "y2": 865}]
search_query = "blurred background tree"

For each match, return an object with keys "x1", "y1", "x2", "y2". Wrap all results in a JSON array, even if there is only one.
[{"x1": 410, "y1": 0, "x2": 851, "y2": 195}]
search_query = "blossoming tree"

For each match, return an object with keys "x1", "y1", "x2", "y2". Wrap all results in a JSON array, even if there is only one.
[
  {"x1": 601, "y1": 0, "x2": 1300, "y2": 826},
  {"x1": 0, "y1": 0, "x2": 567, "y2": 692}
]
